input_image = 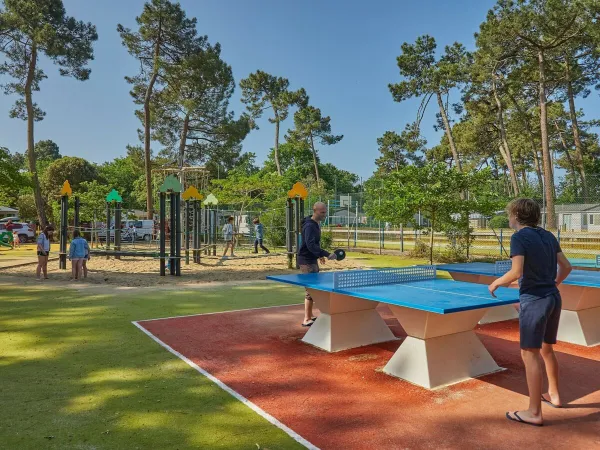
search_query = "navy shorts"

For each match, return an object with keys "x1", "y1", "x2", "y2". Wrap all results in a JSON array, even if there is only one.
[{"x1": 519, "y1": 292, "x2": 562, "y2": 349}]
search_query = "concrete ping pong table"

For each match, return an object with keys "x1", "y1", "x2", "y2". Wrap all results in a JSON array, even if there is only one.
[
  {"x1": 570, "y1": 255, "x2": 600, "y2": 271},
  {"x1": 267, "y1": 266, "x2": 519, "y2": 389},
  {"x1": 437, "y1": 262, "x2": 600, "y2": 347}
]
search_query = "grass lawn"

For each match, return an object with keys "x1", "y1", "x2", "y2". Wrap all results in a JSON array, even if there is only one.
[{"x1": 0, "y1": 255, "x2": 428, "y2": 449}]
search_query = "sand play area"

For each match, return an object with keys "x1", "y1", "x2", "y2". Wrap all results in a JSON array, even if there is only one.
[{"x1": 0, "y1": 251, "x2": 366, "y2": 287}]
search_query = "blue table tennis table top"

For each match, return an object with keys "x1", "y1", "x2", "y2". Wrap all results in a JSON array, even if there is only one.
[
  {"x1": 436, "y1": 263, "x2": 600, "y2": 288},
  {"x1": 266, "y1": 271, "x2": 520, "y2": 314},
  {"x1": 569, "y1": 257, "x2": 600, "y2": 269}
]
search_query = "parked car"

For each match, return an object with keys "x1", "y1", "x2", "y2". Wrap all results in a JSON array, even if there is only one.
[
  {"x1": 0, "y1": 216, "x2": 20, "y2": 223},
  {"x1": 0, "y1": 222, "x2": 35, "y2": 243},
  {"x1": 97, "y1": 219, "x2": 155, "y2": 242}
]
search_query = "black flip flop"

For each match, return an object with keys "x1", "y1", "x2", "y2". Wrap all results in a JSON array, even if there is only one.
[
  {"x1": 542, "y1": 395, "x2": 561, "y2": 408},
  {"x1": 311, "y1": 316, "x2": 317, "y2": 321},
  {"x1": 302, "y1": 320, "x2": 315, "y2": 327},
  {"x1": 505, "y1": 411, "x2": 543, "y2": 427}
]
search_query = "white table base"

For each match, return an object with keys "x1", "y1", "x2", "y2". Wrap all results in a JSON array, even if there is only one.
[
  {"x1": 302, "y1": 289, "x2": 397, "y2": 352},
  {"x1": 383, "y1": 305, "x2": 503, "y2": 389}
]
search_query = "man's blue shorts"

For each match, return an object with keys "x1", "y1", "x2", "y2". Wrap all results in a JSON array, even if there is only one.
[{"x1": 519, "y1": 292, "x2": 562, "y2": 349}]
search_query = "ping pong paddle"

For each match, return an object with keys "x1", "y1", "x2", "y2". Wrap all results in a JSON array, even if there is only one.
[{"x1": 333, "y1": 248, "x2": 346, "y2": 261}]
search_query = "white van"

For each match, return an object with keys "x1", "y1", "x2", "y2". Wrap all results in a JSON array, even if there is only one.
[
  {"x1": 97, "y1": 219, "x2": 155, "y2": 242},
  {"x1": 133, "y1": 219, "x2": 155, "y2": 241}
]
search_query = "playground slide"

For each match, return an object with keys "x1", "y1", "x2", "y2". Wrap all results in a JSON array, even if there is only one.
[{"x1": 0, "y1": 231, "x2": 13, "y2": 248}]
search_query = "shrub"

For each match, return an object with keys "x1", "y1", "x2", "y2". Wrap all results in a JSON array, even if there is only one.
[
  {"x1": 321, "y1": 230, "x2": 333, "y2": 250},
  {"x1": 489, "y1": 214, "x2": 509, "y2": 229}
]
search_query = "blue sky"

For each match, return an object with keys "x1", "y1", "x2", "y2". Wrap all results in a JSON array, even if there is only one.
[{"x1": 1, "y1": 0, "x2": 598, "y2": 180}]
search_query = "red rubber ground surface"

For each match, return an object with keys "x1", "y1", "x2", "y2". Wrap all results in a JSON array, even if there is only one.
[{"x1": 139, "y1": 305, "x2": 600, "y2": 450}]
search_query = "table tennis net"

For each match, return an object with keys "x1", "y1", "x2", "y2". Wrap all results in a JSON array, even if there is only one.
[{"x1": 332, "y1": 266, "x2": 436, "y2": 290}]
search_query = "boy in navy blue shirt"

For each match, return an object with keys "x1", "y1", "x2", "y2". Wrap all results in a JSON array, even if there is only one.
[{"x1": 489, "y1": 199, "x2": 572, "y2": 426}]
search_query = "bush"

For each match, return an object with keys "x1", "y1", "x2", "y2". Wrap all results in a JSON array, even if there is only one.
[
  {"x1": 321, "y1": 230, "x2": 333, "y2": 250},
  {"x1": 262, "y1": 207, "x2": 287, "y2": 247},
  {"x1": 489, "y1": 214, "x2": 509, "y2": 229},
  {"x1": 409, "y1": 239, "x2": 430, "y2": 258}
]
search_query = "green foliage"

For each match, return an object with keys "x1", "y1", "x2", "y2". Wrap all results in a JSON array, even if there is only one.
[
  {"x1": 364, "y1": 163, "x2": 502, "y2": 262},
  {"x1": 0, "y1": 147, "x2": 28, "y2": 204},
  {"x1": 261, "y1": 205, "x2": 286, "y2": 247},
  {"x1": 320, "y1": 230, "x2": 333, "y2": 250},
  {"x1": 286, "y1": 104, "x2": 343, "y2": 181},
  {"x1": 210, "y1": 168, "x2": 278, "y2": 212},
  {"x1": 78, "y1": 181, "x2": 108, "y2": 222},
  {"x1": 319, "y1": 163, "x2": 359, "y2": 194},
  {"x1": 239, "y1": 70, "x2": 305, "y2": 174},
  {"x1": 98, "y1": 146, "x2": 145, "y2": 210},
  {"x1": 0, "y1": 0, "x2": 98, "y2": 119},
  {"x1": 489, "y1": 214, "x2": 509, "y2": 229},
  {"x1": 42, "y1": 156, "x2": 100, "y2": 197},
  {"x1": 14, "y1": 194, "x2": 38, "y2": 222},
  {"x1": 152, "y1": 40, "x2": 251, "y2": 170},
  {"x1": 375, "y1": 124, "x2": 426, "y2": 173}
]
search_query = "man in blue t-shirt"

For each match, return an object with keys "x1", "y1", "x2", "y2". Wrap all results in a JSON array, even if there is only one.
[{"x1": 489, "y1": 198, "x2": 572, "y2": 427}]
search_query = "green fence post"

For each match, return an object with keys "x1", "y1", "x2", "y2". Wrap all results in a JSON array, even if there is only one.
[{"x1": 400, "y1": 223, "x2": 404, "y2": 252}]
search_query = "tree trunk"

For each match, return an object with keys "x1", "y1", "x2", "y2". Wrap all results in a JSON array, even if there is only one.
[
  {"x1": 309, "y1": 133, "x2": 320, "y2": 182},
  {"x1": 436, "y1": 91, "x2": 462, "y2": 171},
  {"x1": 538, "y1": 50, "x2": 556, "y2": 229},
  {"x1": 566, "y1": 62, "x2": 588, "y2": 199},
  {"x1": 492, "y1": 76, "x2": 519, "y2": 195},
  {"x1": 429, "y1": 214, "x2": 435, "y2": 265},
  {"x1": 554, "y1": 120, "x2": 579, "y2": 194},
  {"x1": 273, "y1": 109, "x2": 282, "y2": 176},
  {"x1": 178, "y1": 113, "x2": 190, "y2": 183},
  {"x1": 506, "y1": 92, "x2": 544, "y2": 190},
  {"x1": 143, "y1": 37, "x2": 161, "y2": 220},
  {"x1": 497, "y1": 145, "x2": 512, "y2": 196},
  {"x1": 25, "y1": 44, "x2": 47, "y2": 227}
]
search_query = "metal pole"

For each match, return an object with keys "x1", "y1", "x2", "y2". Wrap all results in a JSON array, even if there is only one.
[
  {"x1": 169, "y1": 193, "x2": 175, "y2": 275},
  {"x1": 400, "y1": 223, "x2": 404, "y2": 252},
  {"x1": 193, "y1": 200, "x2": 199, "y2": 264},
  {"x1": 185, "y1": 200, "x2": 190, "y2": 265},
  {"x1": 175, "y1": 194, "x2": 181, "y2": 276},
  {"x1": 114, "y1": 202, "x2": 121, "y2": 260},
  {"x1": 105, "y1": 202, "x2": 111, "y2": 256},
  {"x1": 286, "y1": 199, "x2": 293, "y2": 269},
  {"x1": 59, "y1": 195, "x2": 68, "y2": 270},
  {"x1": 354, "y1": 200, "x2": 358, "y2": 248},
  {"x1": 159, "y1": 193, "x2": 166, "y2": 276},
  {"x1": 347, "y1": 201, "x2": 350, "y2": 248},
  {"x1": 74, "y1": 196, "x2": 80, "y2": 231},
  {"x1": 500, "y1": 229, "x2": 503, "y2": 257},
  {"x1": 213, "y1": 210, "x2": 218, "y2": 256},
  {"x1": 294, "y1": 198, "x2": 301, "y2": 269}
]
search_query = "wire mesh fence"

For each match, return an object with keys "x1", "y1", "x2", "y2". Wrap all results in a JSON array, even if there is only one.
[{"x1": 319, "y1": 191, "x2": 600, "y2": 262}]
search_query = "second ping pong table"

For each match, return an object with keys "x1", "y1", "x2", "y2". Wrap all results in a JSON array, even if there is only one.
[
  {"x1": 570, "y1": 255, "x2": 600, "y2": 271},
  {"x1": 437, "y1": 262, "x2": 600, "y2": 347},
  {"x1": 267, "y1": 266, "x2": 519, "y2": 389}
]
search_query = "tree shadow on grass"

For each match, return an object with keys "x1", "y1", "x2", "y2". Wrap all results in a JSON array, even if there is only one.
[{"x1": 0, "y1": 284, "x2": 308, "y2": 450}]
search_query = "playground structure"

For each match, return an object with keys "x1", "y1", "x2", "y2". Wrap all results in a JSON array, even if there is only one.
[
  {"x1": 285, "y1": 182, "x2": 308, "y2": 269},
  {"x1": 56, "y1": 178, "x2": 313, "y2": 275},
  {"x1": 0, "y1": 230, "x2": 13, "y2": 248}
]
